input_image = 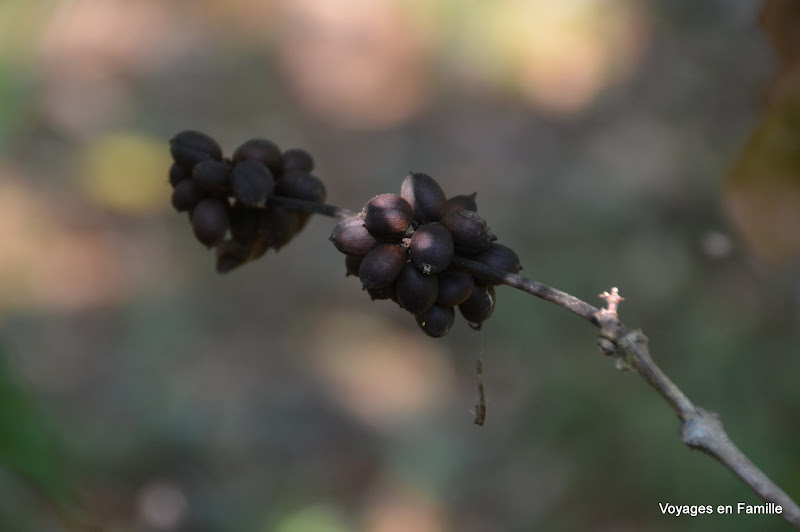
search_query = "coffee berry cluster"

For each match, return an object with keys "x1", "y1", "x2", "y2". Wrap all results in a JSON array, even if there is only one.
[
  {"x1": 330, "y1": 173, "x2": 522, "y2": 338},
  {"x1": 168, "y1": 130, "x2": 325, "y2": 273}
]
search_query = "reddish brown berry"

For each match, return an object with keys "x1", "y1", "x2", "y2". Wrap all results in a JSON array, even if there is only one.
[
  {"x1": 329, "y1": 216, "x2": 379, "y2": 257},
  {"x1": 458, "y1": 284, "x2": 495, "y2": 328},
  {"x1": 400, "y1": 172, "x2": 448, "y2": 225},
  {"x1": 231, "y1": 160, "x2": 275, "y2": 207},
  {"x1": 472, "y1": 243, "x2": 522, "y2": 285},
  {"x1": 395, "y1": 263, "x2": 438, "y2": 315},
  {"x1": 435, "y1": 270, "x2": 475, "y2": 306},
  {"x1": 415, "y1": 305, "x2": 455, "y2": 338},
  {"x1": 358, "y1": 244, "x2": 407, "y2": 290},
  {"x1": 191, "y1": 198, "x2": 229, "y2": 247},
  {"x1": 232, "y1": 138, "x2": 283, "y2": 175},
  {"x1": 170, "y1": 130, "x2": 222, "y2": 170},
  {"x1": 441, "y1": 209, "x2": 495, "y2": 255},
  {"x1": 363, "y1": 194, "x2": 413, "y2": 238},
  {"x1": 410, "y1": 222, "x2": 453, "y2": 274}
]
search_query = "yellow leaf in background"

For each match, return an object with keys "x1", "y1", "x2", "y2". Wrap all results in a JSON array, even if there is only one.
[
  {"x1": 725, "y1": 1, "x2": 800, "y2": 267},
  {"x1": 726, "y1": 74, "x2": 800, "y2": 267},
  {"x1": 78, "y1": 131, "x2": 170, "y2": 214}
]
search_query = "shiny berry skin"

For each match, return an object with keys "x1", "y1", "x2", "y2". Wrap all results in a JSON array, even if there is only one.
[
  {"x1": 363, "y1": 194, "x2": 413, "y2": 238},
  {"x1": 410, "y1": 222, "x2": 453, "y2": 274},
  {"x1": 458, "y1": 284, "x2": 495, "y2": 328},
  {"x1": 329, "y1": 216, "x2": 379, "y2": 257},
  {"x1": 395, "y1": 263, "x2": 438, "y2": 315},
  {"x1": 358, "y1": 244, "x2": 407, "y2": 290},
  {"x1": 415, "y1": 305, "x2": 455, "y2": 338},
  {"x1": 440, "y1": 209, "x2": 495, "y2": 255},
  {"x1": 400, "y1": 172, "x2": 448, "y2": 225}
]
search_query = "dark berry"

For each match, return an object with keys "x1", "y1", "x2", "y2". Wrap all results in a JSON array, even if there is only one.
[
  {"x1": 416, "y1": 305, "x2": 455, "y2": 338},
  {"x1": 232, "y1": 138, "x2": 282, "y2": 175},
  {"x1": 192, "y1": 159, "x2": 231, "y2": 197},
  {"x1": 395, "y1": 263, "x2": 438, "y2": 315},
  {"x1": 258, "y1": 204, "x2": 300, "y2": 250},
  {"x1": 358, "y1": 244, "x2": 407, "y2": 290},
  {"x1": 215, "y1": 240, "x2": 251, "y2": 273},
  {"x1": 345, "y1": 255, "x2": 363, "y2": 277},
  {"x1": 281, "y1": 148, "x2": 315, "y2": 173},
  {"x1": 231, "y1": 159, "x2": 275, "y2": 207},
  {"x1": 170, "y1": 130, "x2": 222, "y2": 170},
  {"x1": 363, "y1": 194, "x2": 413, "y2": 238},
  {"x1": 171, "y1": 179, "x2": 203, "y2": 212},
  {"x1": 400, "y1": 172, "x2": 448, "y2": 225},
  {"x1": 191, "y1": 198, "x2": 229, "y2": 247},
  {"x1": 458, "y1": 284, "x2": 495, "y2": 328},
  {"x1": 329, "y1": 216, "x2": 379, "y2": 257},
  {"x1": 447, "y1": 193, "x2": 478, "y2": 213},
  {"x1": 169, "y1": 163, "x2": 190, "y2": 187},
  {"x1": 472, "y1": 243, "x2": 522, "y2": 285},
  {"x1": 441, "y1": 209, "x2": 495, "y2": 255},
  {"x1": 228, "y1": 203, "x2": 261, "y2": 245},
  {"x1": 410, "y1": 222, "x2": 453, "y2": 274},
  {"x1": 435, "y1": 270, "x2": 475, "y2": 306},
  {"x1": 275, "y1": 171, "x2": 326, "y2": 203}
]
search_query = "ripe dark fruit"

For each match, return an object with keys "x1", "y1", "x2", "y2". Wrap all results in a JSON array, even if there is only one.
[
  {"x1": 363, "y1": 194, "x2": 413, "y2": 237},
  {"x1": 169, "y1": 163, "x2": 190, "y2": 187},
  {"x1": 440, "y1": 209, "x2": 495, "y2": 255},
  {"x1": 171, "y1": 179, "x2": 203, "y2": 212},
  {"x1": 232, "y1": 138, "x2": 283, "y2": 174},
  {"x1": 358, "y1": 244, "x2": 407, "y2": 290},
  {"x1": 170, "y1": 130, "x2": 222, "y2": 169},
  {"x1": 192, "y1": 159, "x2": 231, "y2": 197},
  {"x1": 416, "y1": 305, "x2": 455, "y2": 338},
  {"x1": 395, "y1": 263, "x2": 438, "y2": 315},
  {"x1": 215, "y1": 240, "x2": 251, "y2": 273},
  {"x1": 367, "y1": 284, "x2": 396, "y2": 301},
  {"x1": 400, "y1": 172, "x2": 448, "y2": 224},
  {"x1": 191, "y1": 198, "x2": 229, "y2": 247},
  {"x1": 228, "y1": 203, "x2": 261, "y2": 245},
  {"x1": 329, "y1": 216, "x2": 379, "y2": 257},
  {"x1": 275, "y1": 171, "x2": 326, "y2": 203},
  {"x1": 345, "y1": 255, "x2": 363, "y2": 277},
  {"x1": 231, "y1": 159, "x2": 275, "y2": 207},
  {"x1": 458, "y1": 284, "x2": 496, "y2": 328},
  {"x1": 472, "y1": 243, "x2": 522, "y2": 285},
  {"x1": 447, "y1": 193, "x2": 478, "y2": 213},
  {"x1": 258, "y1": 204, "x2": 300, "y2": 250},
  {"x1": 435, "y1": 270, "x2": 475, "y2": 307},
  {"x1": 281, "y1": 148, "x2": 314, "y2": 173},
  {"x1": 410, "y1": 222, "x2": 454, "y2": 274}
]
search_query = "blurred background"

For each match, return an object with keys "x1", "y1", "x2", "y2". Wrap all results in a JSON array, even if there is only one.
[{"x1": 1, "y1": 0, "x2": 799, "y2": 531}]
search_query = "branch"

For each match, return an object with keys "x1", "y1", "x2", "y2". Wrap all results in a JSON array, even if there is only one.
[{"x1": 277, "y1": 196, "x2": 800, "y2": 529}]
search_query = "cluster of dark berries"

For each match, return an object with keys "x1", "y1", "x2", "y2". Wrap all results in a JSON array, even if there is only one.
[
  {"x1": 330, "y1": 172, "x2": 522, "y2": 337},
  {"x1": 168, "y1": 130, "x2": 325, "y2": 273}
]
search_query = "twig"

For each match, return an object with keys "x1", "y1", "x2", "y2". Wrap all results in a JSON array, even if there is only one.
[
  {"x1": 474, "y1": 359, "x2": 487, "y2": 426},
  {"x1": 279, "y1": 197, "x2": 800, "y2": 529}
]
